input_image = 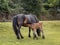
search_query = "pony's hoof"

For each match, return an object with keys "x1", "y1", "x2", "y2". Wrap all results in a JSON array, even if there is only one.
[
  {"x1": 17, "y1": 37, "x2": 20, "y2": 39},
  {"x1": 28, "y1": 35, "x2": 31, "y2": 38},
  {"x1": 38, "y1": 34, "x2": 41, "y2": 36},
  {"x1": 21, "y1": 37, "x2": 24, "y2": 39},
  {"x1": 42, "y1": 36, "x2": 45, "y2": 39}
]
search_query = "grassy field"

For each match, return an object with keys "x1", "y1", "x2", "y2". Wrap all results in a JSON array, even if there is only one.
[{"x1": 0, "y1": 21, "x2": 60, "y2": 45}]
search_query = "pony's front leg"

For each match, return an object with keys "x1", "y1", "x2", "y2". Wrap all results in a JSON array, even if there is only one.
[
  {"x1": 18, "y1": 25, "x2": 24, "y2": 39},
  {"x1": 14, "y1": 28, "x2": 20, "y2": 39},
  {"x1": 28, "y1": 27, "x2": 31, "y2": 38},
  {"x1": 37, "y1": 28, "x2": 41, "y2": 36}
]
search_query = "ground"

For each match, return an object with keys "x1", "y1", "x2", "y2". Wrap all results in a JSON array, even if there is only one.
[{"x1": 0, "y1": 21, "x2": 60, "y2": 45}]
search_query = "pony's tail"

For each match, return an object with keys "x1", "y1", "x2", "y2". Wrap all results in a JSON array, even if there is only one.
[{"x1": 12, "y1": 17, "x2": 20, "y2": 39}]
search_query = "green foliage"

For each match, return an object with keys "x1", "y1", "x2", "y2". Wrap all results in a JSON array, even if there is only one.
[
  {"x1": 42, "y1": 0, "x2": 60, "y2": 10},
  {"x1": 0, "y1": 0, "x2": 60, "y2": 20},
  {"x1": 48, "y1": 0, "x2": 59, "y2": 7},
  {"x1": 21, "y1": 0, "x2": 41, "y2": 15},
  {"x1": 0, "y1": 0, "x2": 17, "y2": 14}
]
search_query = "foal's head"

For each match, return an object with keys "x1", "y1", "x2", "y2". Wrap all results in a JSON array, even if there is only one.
[{"x1": 24, "y1": 17, "x2": 27, "y2": 24}]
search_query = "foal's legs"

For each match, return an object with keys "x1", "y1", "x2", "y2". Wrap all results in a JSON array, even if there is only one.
[
  {"x1": 28, "y1": 27, "x2": 31, "y2": 38},
  {"x1": 28, "y1": 27, "x2": 40, "y2": 38},
  {"x1": 39, "y1": 23, "x2": 45, "y2": 39},
  {"x1": 40, "y1": 26, "x2": 45, "y2": 39},
  {"x1": 33, "y1": 29, "x2": 38, "y2": 39},
  {"x1": 41, "y1": 29, "x2": 45, "y2": 39}
]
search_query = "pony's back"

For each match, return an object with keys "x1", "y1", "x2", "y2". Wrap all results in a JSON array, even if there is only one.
[{"x1": 25, "y1": 14, "x2": 39, "y2": 24}]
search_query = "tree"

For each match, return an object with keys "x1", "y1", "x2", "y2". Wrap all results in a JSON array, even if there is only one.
[
  {"x1": 0, "y1": 0, "x2": 17, "y2": 20},
  {"x1": 21, "y1": 0, "x2": 41, "y2": 16}
]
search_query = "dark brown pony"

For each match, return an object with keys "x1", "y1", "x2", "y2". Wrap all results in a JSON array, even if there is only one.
[{"x1": 13, "y1": 14, "x2": 41, "y2": 39}]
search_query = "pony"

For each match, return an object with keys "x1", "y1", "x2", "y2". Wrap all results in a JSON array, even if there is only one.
[
  {"x1": 23, "y1": 22, "x2": 45, "y2": 39},
  {"x1": 24, "y1": 18, "x2": 45, "y2": 39},
  {"x1": 12, "y1": 14, "x2": 41, "y2": 39}
]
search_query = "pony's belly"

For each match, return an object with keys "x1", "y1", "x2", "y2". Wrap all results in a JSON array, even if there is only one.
[{"x1": 22, "y1": 24, "x2": 29, "y2": 27}]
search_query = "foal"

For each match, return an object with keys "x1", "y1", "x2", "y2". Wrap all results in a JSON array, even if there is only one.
[{"x1": 24, "y1": 22, "x2": 45, "y2": 39}]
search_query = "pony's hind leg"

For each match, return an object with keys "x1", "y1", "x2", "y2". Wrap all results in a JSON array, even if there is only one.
[
  {"x1": 13, "y1": 21, "x2": 20, "y2": 39},
  {"x1": 18, "y1": 25, "x2": 24, "y2": 39},
  {"x1": 14, "y1": 28, "x2": 20, "y2": 39}
]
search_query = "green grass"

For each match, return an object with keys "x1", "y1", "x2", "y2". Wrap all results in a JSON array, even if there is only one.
[{"x1": 0, "y1": 21, "x2": 60, "y2": 45}]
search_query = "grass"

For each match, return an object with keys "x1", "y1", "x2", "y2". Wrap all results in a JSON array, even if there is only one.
[{"x1": 0, "y1": 21, "x2": 60, "y2": 45}]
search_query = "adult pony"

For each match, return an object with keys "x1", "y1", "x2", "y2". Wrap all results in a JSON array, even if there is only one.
[{"x1": 12, "y1": 14, "x2": 40, "y2": 39}]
